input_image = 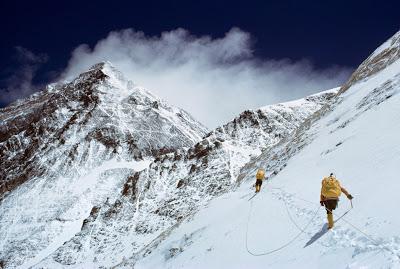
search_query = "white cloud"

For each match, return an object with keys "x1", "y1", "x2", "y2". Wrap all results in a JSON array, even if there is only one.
[{"x1": 61, "y1": 28, "x2": 352, "y2": 128}]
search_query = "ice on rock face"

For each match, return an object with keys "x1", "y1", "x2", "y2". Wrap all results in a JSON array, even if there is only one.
[
  {"x1": 0, "y1": 62, "x2": 207, "y2": 268},
  {"x1": 132, "y1": 31, "x2": 400, "y2": 269},
  {"x1": 29, "y1": 87, "x2": 337, "y2": 268},
  {"x1": 2, "y1": 29, "x2": 400, "y2": 269},
  {"x1": 0, "y1": 60, "x2": 339, "y2": 268},
  {"x1": 0, "y1": 61, "x2": 207, "y2": 197}
]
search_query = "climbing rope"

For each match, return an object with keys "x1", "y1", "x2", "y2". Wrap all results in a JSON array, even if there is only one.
[
  {"x1": 282, "y1": 196, "x2": 318, "y2": 234},
  {"x1": 280, "y1": 192, "x2": 400, "y2": 259},
  {"x1": 270, "y1": 186, "x2": 353, "y2": 231},
  {"x1": 245, "y1": 181, "x2": 400, "y2": 260},
  {"x1": 332, "y1": 211, "x2": 400, "y2": 259},
  {"x1": 245, "y1": 197, "x2": 321, "y2": 256},
  {"x1": 245, "y1": 175, "x2": 400, "y2": 260}
]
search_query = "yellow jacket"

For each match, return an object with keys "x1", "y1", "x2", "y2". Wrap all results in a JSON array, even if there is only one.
[{"x1": 320, "y1": 176, "x2": 350, "y2": 201}]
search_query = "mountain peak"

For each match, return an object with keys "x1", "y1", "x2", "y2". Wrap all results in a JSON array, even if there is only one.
[
  {"x1": 88, "y1": 61, "x2": 111, "y2": 71},
  {"x1": 87, "y1": 61, "x2": 124, "y2": 80},
  {"x1": 0, "y1": 61, "x2": 208, "y2": 200},
  {"x1": 75, "y1": 61, "x2": 131, "y2": 89}
]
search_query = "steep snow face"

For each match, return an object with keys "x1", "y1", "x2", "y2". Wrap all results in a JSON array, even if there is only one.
[
  {"x1": 34, "y1": 89, "x2": 336, "y2": 268},
  {"x1": 0, "y1": 62, "x2": 207, "y2": 268},
  {"x1": 4, "y1": 28, "x2": 399, "y2": 268},
  {"x1": 340, "y1": 30, "x2": 400, "y2": 94},
  {"x1": 134, "y1": 37, "x2": 400, "y2": 268}
]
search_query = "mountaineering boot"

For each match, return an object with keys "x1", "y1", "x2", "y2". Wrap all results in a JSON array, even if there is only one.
[{"x1": 327, "y1": 213, "x2": 334, "y2": 229}]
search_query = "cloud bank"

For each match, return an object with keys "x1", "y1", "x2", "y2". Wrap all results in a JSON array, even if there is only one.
[
  {"x1": 0, "y1": 47, "x2": 48, "y2": 105},
  {"x1": 62, "y1": 28, "x2": 351, "y2": 128}
]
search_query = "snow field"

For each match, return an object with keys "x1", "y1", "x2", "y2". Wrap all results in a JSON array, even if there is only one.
[{"x1": 135, "y1": 59, "x2": 400, "y2": 269}]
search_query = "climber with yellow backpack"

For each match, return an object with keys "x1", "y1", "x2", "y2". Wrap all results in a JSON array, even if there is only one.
[
  {"x1": 320, "y1": 173, "x2": 353, "y2": 229},
  {"x1": 255, "y1": 168, "x2": 266, "y2": 193}
]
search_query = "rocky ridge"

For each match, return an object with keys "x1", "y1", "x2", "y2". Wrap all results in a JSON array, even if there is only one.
[
  {"x1": 37, "y1": 89, "x2": 337, "y2": 267},
  {"x1": 0, "y1": 62, "x2": 207, "y2": 268}
]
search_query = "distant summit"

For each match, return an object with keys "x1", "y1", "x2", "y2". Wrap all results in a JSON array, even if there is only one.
[
  {"x1": 0, "y1": 61, "x2": 207, "y2": 197},
  {"x1": 1, "y1": 29, "x2": 400, "y2": 268}
]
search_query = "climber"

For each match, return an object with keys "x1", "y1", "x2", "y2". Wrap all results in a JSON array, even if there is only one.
[
  {"x1": 320, "y1": 173, "x2": 353, "y2": 229},
  {"x1": 255, "y1": 168, "x2": 266, "y2": 193}
]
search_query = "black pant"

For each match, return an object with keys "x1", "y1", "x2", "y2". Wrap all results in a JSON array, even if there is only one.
[
  {"x1": 255, "y1": 179, "x2": 263, "y2": 187},
  {"x1": 323, "y1": 199, "x2": 338, "y2": 214}
]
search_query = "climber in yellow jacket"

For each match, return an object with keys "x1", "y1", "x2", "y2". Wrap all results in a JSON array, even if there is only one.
[
  {"x1": 320, "y1": 173, "x2": 353, "y2": 229},
  {"x1": 255, "y1": 168, "x2": 266, "y2": 193}
]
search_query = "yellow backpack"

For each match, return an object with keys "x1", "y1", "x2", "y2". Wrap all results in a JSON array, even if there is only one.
[
  {"x1": 321, "y1": 177, "x2": 341, "y2": 198},
  {"x1": 256, "y1": 169, "x2": 265, "y2": 180}
]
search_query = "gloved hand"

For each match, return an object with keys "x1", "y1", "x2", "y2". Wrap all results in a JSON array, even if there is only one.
[
  {"x1": 347, "y1": 194, "x2": 353, "y2": 200},
  {"x1": 320, "y1": 201, "x2": 324, "y2": 206}
]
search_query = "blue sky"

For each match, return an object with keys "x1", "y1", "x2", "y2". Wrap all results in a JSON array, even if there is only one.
[{"x1": 0, "y1": 0, "x2": 399, "y2": 126}]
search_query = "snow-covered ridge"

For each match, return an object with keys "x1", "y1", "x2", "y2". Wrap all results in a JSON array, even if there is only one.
[
  {"x1": 206, "y1": 88, "x2": 338, "y2": 152},
  {"x1": 0, "y1": 62, "x2": 207, "y2": 268},
  {"x1": 34, "y1": 88, "x2": 337, "y2": 267},
  {"x1": 340, "y1": 29, "x2": 400, "y2": 93},
  {"x1": 133, "y1": 33, "x2": 400, "y2": 269},
  {"x1": 3, "y1": 28, "x2": 400, "y2": 268},
  {"x1": 0, "y1": 62, "x2": 207, "y2": 197}
]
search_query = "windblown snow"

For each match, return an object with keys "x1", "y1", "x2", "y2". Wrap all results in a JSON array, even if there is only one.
[
  {"x1": 26, "y1": 79, "x2": 335, "y2": 269},
  {"x1": 133, "y1": 31, "x2": 400, "y2": 269},
  {"x1": 0, "y1": 62, "x2": 208, "y2": 268},
  {"x1": 1, "y1": 30, "x2": 400, "y2": 269}
]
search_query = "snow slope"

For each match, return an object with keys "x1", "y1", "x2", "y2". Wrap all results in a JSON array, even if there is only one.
[
  {"x1": 134, "y1": 33, "x2": 400, "y2": 269},
  {"x1": 33, "y1": 88, "x2": 336, "y2": 268},
  {"x1": 2, "y1": 30, "x2": 399, "y2": 269}
]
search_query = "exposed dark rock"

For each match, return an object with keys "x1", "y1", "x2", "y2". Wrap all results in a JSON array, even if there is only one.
[
  {"x1": 121, "y1": 173, "x2": 140, "y2": 200},
  {"x1": 177, "y1": 179, "x2": 185, "y2": 188},
  {"x1": 103, "y1": 200, "x2": 123, "y2": 220},
  {"x1": 82, "y1": 206, "x2": 101, "y2": 229}
]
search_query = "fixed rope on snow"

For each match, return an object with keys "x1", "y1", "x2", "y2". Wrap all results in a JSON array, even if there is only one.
[
  {"x1": 277, "y1": 191, "x2": 400, "y2": 259},
  {"x1": 245, "y1": 167, "x2": 399, "y2": 259},
  {"x1": 245, "y1": 191, "x2": 353, "y2": 256},
  {"x1": 245, "y1": 196, "x2": 321, "y2": 256},
  {"x1": 245, "y1": 184, "x2": 400, "y2": 260}
]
